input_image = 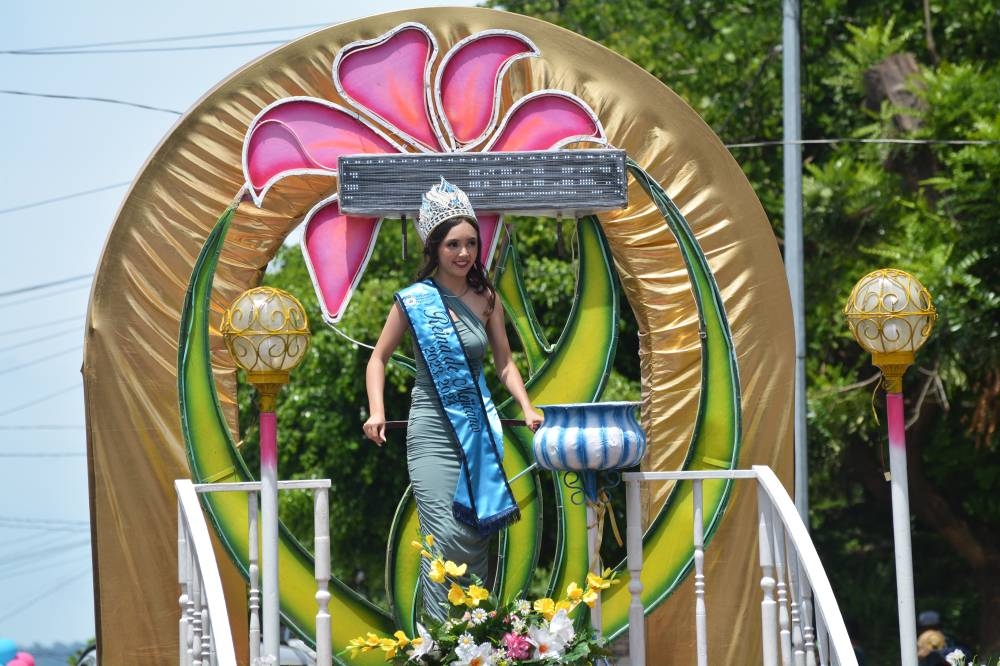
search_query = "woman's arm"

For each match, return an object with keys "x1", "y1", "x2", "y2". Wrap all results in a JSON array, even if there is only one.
[
  {"x1": 363, "y1": 302, "x2": 407, "y2": 445},
  {"x1": 486, "y1": 297, "x2": 544, "y2": 431}
]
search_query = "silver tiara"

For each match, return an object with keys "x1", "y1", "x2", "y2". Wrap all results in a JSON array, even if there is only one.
[{"x1": 416, "y1": 177, "x2": 477, "y2": 242}]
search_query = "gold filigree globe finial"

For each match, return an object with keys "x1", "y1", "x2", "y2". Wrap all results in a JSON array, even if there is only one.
[
  {"x1": 843, "y1": 269, "x2": 936, "y2": 392},
  {"x1": 221, "y1": 286, "x2": 310, "y2": 410}
]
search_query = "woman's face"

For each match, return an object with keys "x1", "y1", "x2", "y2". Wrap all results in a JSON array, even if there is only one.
[{"x1": 436, "y1": 219, "x2": 478, "y2": 280}]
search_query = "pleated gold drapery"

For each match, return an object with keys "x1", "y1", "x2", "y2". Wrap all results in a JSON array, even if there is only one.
[{"x1": 83, "y1": 8, "x2": 792, "y2": 663}]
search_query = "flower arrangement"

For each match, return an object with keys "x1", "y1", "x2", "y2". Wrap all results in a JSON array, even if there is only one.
[
  {"x1": 346, "y1": 535, "x2": 617, "y2": 665},
  {"x1": 944, "y1": 651, "x2": 1000, "y2": 666}
]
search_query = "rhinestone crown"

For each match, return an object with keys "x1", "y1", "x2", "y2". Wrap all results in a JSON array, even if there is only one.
[{"x1": 417, "y1": 177, "x2": 477, "y2": 242}]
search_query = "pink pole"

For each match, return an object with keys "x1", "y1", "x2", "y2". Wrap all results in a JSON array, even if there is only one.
[
  {"x1": 885, "y1": 392, "x2": 917, "y2": 665},
  {"x1": 260, "y1": 410, "x2": 280, "y2": 662}
]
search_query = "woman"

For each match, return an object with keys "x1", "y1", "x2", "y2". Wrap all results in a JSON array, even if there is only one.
[{"x1": 363, "y1": 178, "x2": 543, "y2": 621}]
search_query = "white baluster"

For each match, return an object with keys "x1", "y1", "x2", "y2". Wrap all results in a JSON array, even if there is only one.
[
  {"x1": 200, "y1": 584, "x2": 212, "y2": 664},
  {"x1": 801, "y1": 583, "x2": 817, "y2": 666},
  {"x1": 625, "y1": 477, "x2": 645, "y2": 665},
  {"x1": 783, "y1": 541, "x2": 806, "y2": 666},
  {"x1": 314, "y1": 487, "x2": 332, "y2": 666},
  {"x1": 179, "y1": 505, "x2": 192, "y2": 666},
  {"x1": 191, "y1": 568, "x2": 204, "y2": 666},
  {"x1": 587, "y1": 499, "x2": 603, "y2": 637},
  {"x1": 248, "y1": 492, "x2": 261, "y2": 665},
  {"x1": 815, "y1": 610, "x2": 829, "y2": 666},
  {"x1": 692, "y1": 479, "x2": 708, "y2": 666},
  {"x1": 757, "y1": 486, "x2": 778, "y2": 666},
  {"x1": 771, "y1": 519, "x2": 793, "y2": 666}
]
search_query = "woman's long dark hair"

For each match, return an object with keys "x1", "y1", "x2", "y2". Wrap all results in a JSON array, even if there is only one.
[{"x1": 416, "y1": 216, "x2": 496, "y2": 315}]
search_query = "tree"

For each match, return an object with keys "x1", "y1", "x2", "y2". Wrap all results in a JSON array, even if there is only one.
[{"x1": 489, "y1": 0, "x2": 1000, "y2": 660}]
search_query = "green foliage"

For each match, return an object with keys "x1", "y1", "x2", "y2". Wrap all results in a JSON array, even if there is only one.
[
  {"x1": 237, "y1": 0, "x2": 1000, "y2": 657},
  {"x1": 495, "y1": 0, "x2": 1000, "y2": 659}
]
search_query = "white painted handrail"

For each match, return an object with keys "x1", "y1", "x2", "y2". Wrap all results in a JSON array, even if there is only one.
[
  {"x1": 176, "y1": 480, "x2": 238, "y2": 666},
  {"x1": 623, "y1": 468, "x2": 858, "y2": 666},
  {"x1": 177, "y1": 478, "x2": 333, "y2": 666}
]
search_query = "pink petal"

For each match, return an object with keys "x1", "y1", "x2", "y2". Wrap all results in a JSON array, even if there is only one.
[
  {"x1": 477, "y1": 213, "x2": 503, "y2": 269},
  {"x1": 244, "y1": 98, "x2": 399, "y2": 204},
  {"x1": 484, "y1": 91, "x2": 606, "y2": 152},
  {"x1": 301, "y1": 197, "x2": 382, "y2": 323},
  {"x1": 437, "y1": 31, "x2": 538, "y2": 146},
  {"x1": 335, "y1": 23, "x2": 442, "y2": 151}
]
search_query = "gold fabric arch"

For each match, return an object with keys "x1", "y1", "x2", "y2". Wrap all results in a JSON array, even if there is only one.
[{"x1": 83, "y1": 7, "x2": 792, "y2": 663}]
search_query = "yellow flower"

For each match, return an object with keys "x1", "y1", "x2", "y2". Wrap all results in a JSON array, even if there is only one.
[
  {"x1": 425, "y1": 534, "x2": 436, "y2": 548},
  {"x1": 379, "y1": 637, "x2": 398, "y2": 657},
  {"x1": 465, "y1": 584, "x2": 489, "y2": 607},
  {"x1": 364, "y1": 633, "x2": 381, "y2": 648},
  {"x1": 444, "y1": 560, "x2": 468, "y2": 577},
  {"x1": 533, "y1": 597, "x2": 555, "y2": 619},
  {"x1": 347, "y1": 636, "x2": 368, "y2": 658},
  {"x1": 586, "y1": 571, "x2": 614, "y2": 590},
  {"x1": 428, "y1": 559, "x2": 448, "y2": 584},
  {"x1": 555, "y1": 599, "x2": 573, "y2": 614},
  {"x1": 448, "y1": 582, "x2": 467, "y2": 606},
  {"x1": 566, "y1": 581, "x2": 583, "y2": 602},
  {"x1": 410, "y1": 541, "x2": 434, "y2": 559},
  {"x1": 582, "y1": 587, "x2": 600, "y2": 607},
  {"x1": 393, "y1": 630, "x2": 411, "y2": 648}
]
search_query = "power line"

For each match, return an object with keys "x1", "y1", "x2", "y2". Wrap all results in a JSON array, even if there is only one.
[
  {"x1": 0, "y1": 383, "x2": 81, "y2": 417},
  {"x1": 0, "y1": 325, "x2": 80, "y2": 353},
  {"x1": 5, "y1": 22, "x2": 330, "y2": 54},
  {"x1": 0, "y1": 452, "x2": 86, "y2": 458},
  {"x1": 3, "y1": 39, "x2": 293, "y2": 55},
  {"x1": 0, "y1": 425, "x2": 84, "y2": 430},
  {"x1": 0, "y1": 315, "x2": 82, "y2": 338},
  {"x1": 0, "y1": 274, "x2": 93, "y2": 298},
  {"x1": 0, "y1": 515, "x2": 89, "y2": 528},
  {"x1": 1, "y1": 89, "x2": 182, "y2": 114},
  {"x1": 0, "y1": 181, "x2": 130, "y2": 215},
  {"x1": 2, "y1": 283, "x2": 90, "y2": 308},
  {"x1": 725, "y1": 137, "x2": 1000, "y2": 149},
  {"x1": 0, "y1": 566, "x2": 91, "y2": 624},
  {"x1": 0, "y1": 344, "x2": 82, "y2": 376}
]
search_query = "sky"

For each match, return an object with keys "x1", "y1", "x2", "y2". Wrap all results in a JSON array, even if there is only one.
[{"x1": 0, "y1": 0, "x2": 478, "y2": 648}]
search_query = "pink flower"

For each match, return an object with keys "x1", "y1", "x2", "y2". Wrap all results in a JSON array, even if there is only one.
[
  {"x1": 502, "y1": 632, "x2": 533, "y2": 661},
  {"x1": 241, "y1": 22, "x2": 606, "y2": 323}
]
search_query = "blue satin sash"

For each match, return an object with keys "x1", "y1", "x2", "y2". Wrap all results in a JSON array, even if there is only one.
[{"x1": 397, "y1": 280, "x2": 520, "y2": 535}]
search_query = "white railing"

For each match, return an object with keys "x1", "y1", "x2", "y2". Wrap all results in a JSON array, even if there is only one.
[
  {"x1": 624, "y1": 466, "x2": 858, "y2": 666},
  {"x1": 176, "y1": 478, "x2": 332, "y2": 666},
  {"x1": 177, "y1": 479, "x2": 238, "y2": 666}
]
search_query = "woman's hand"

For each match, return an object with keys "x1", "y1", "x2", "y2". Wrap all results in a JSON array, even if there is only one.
[
  {"x1": 363, "y1": 413, "x2": 387, "y2": 446},
  {"x1": 523, "y1": 406, "x2": 544, "y2": 433}
]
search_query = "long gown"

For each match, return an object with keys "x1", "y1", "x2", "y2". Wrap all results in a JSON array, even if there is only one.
[{"x1": 406, "y1": 284, "x2": 491, "y2": 622}]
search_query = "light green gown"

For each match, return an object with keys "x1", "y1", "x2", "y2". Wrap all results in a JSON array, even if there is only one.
[{"x1": 406, "y1": 284, "x2": 491, "y2": 622}]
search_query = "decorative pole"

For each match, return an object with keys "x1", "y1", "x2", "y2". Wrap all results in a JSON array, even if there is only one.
[
  {"x1": 843, "y1": 268, "x2": 936, "y2": 666},
  {"x1": 222, "y1": 286, "x2": 310, "y2": 664}
]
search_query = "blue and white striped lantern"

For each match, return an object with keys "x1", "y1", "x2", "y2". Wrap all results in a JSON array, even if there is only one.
[{"x1": 532, "y1": 402, "x2": 646, "y2": 473}]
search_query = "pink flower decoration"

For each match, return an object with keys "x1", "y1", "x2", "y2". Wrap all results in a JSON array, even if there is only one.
[
  {"x1": 241, "y1": 22, "x2": 607, "y2": 323},
  {"x1": 502, "y1": 632, "x2": 533, "y2": 661}
]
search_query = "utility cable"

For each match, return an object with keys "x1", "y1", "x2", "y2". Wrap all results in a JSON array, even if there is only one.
[
  {"x1": 0, "y1": 344, "x2": 82, "y2": 376},
  {"x1": 0, "y1": 452, "x2": 86, "y2": 458},
  {"x1": 0, "y1": 314, "x2": 82, "y2": 337},
  {"x1": 7, "y1": 22, "x2": 330, "y2": 53},
  {"x1": 0, "y1": 566, "x2": 91, "y2": 623},
  {"x1": 3, "y1": 40, "x2": 293, "y2": 55},
  {"x1": 0, "y1": 274, "x2": 92, "y2": 298},
  {"x1": 1, "y1": 89, "x2": 181, "y2": 114},
  {"x1": 0, "y1": 425, "x2": 84, "y2": 430},
  {"x1": 2, "y1": 283, "x2": 90, "y2": 308},
  {"x1": 0, "y1": 181, "x2": 129, "y2": 215},
  {"x1": 0, "y1": 383, "x2": 81, "y2": 417},
  {"x1": 0, "y1": 325, "x2": 80, "y2": 353}
]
